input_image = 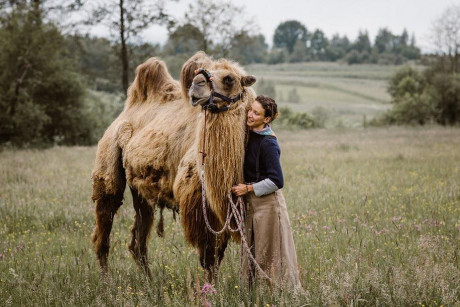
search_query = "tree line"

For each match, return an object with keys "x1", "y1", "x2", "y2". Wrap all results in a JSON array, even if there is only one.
[
  {"x1": 0, "y1": 0, "x2": 456, "y2": 147},
  {"x1": 371, "y1": 5, "x2": 460, "y2": 127}
]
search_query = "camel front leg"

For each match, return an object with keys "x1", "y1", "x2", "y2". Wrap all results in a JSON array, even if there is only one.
[{"x1": 198, "y1": 232, "x2": 229, "y2": 282}]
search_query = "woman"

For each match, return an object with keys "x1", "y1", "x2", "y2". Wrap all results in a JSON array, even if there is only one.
[{"x1": 231, "y1": 95, "x2": 301, "y2": 289}]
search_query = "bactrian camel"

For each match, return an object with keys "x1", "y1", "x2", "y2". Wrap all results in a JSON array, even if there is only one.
[{"x1": 91, "y1": 51, "x2": 257, "y2": 278}]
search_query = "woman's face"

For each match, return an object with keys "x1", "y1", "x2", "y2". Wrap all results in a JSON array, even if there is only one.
[{"x1": 247, "y1": 100, "x2": 270, "y2": 130}]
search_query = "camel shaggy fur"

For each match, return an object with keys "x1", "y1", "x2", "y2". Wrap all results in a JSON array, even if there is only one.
[{"x1": 91, "y1": 52, "x2": 256, "y2": 278}]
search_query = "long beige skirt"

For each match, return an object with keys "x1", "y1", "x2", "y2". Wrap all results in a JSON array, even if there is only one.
[{"x1": 241, "y1": 190, "x2": 301, "y2": 289}]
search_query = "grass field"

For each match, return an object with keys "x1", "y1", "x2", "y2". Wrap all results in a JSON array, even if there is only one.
[
  {"x1": 1, "y1": 126, "x2": 459, "y2": 306},
  {"x1": 246, "y1": 62, "x2": 416, "y2": 127}
]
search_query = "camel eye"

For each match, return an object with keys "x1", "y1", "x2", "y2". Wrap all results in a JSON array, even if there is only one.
[{"x1": 223, "y1": 75, "x2": 235, "y2": 85}]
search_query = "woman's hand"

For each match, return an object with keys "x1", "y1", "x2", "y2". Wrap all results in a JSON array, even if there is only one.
[{"x1": 231, "y1": 183, "x2": 252, "y2": 196}]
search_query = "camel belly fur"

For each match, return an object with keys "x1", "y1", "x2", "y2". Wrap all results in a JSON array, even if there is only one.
[{"x1": 122, "y1": 100, "x2": 200, "y2": 209}]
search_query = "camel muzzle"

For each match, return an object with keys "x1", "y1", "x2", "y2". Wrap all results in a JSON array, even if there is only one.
[{"x1": 193, "y1": 68, "x2": 245, "y2": 114}]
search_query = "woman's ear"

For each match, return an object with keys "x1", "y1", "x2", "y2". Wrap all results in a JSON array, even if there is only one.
[{"x1": 263, "y1": 117, "x2": 271, "y2": 124}]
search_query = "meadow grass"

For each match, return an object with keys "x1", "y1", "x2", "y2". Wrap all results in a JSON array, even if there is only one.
[
  {"x1": 0, "y1": 126, "x2": 459, "y2": 306},
  {"x1": 246, "y1": 62, "x2": 412, "y2": 127}
]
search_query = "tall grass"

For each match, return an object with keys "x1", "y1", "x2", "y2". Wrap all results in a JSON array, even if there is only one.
[{"x1": 1, "y1": 127, "x2": 459, "y2": 306}]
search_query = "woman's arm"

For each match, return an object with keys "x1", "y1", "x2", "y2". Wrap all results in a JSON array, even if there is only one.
[
  {"x1": 231, "y1": 183, "x2": 253, "y2": 197},
  {"x1": 232, "y1": 138, "x2": 284, "y2": 197}
]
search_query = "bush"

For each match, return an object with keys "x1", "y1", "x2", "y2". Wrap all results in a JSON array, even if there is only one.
[
  {"x1": 277, "y1": 106, "x2": 320, "y2": 129},
  {"x1": 429, "y1": 73, "x2": 460, "y2": 125},
  {"x1": 387, "y1": 66, "x2": 425, "y2": 98},
  {"x1": 311, "y1": 106, "x2": 329, "y2": 128},
  {"x1": 377, "y1": 65, "x2": 460, "y2": 126}
]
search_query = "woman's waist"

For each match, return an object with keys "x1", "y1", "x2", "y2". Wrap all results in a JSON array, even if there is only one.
[{"x1": 246, "y1": 189, "x2": 285, "y2": 210}]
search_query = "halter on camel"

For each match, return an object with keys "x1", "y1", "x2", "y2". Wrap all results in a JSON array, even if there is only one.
[
  {"x1": 194, "y1": 68, "x2": 245, "y2": 114},
  {"x1": 195, "y1": 69, "x2": 272, "y2": 281}
]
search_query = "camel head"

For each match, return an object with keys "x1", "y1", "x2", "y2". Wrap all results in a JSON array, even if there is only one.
[{"x1": 180, "y1": 52, "x2": 256, "y2": 109}]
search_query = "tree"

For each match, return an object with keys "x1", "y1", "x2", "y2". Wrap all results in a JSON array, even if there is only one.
[
  {"x1": 432, "y1": 4, "x2": 460, "y2": 73},
  {"x1": 164, "y1": 23, "x2": 204, "y2": 56},
  {"x1": 351, "y1": 30, "x2": 372, "y2": 53},
  {"x1": 326, "y1": 34, "x2": 350, "y2": 61},
  {"x1": 80, "y1": 0, "x2": 173, "y2": 95},
  {"x1": 289, "y1": 40, "x2": 308, "y2": 62},
  {"x1": 184, "y1": 0, "x2": 254, "y2": 56},
  {"x1": 309, "y1": 29, "x2": 329, "y2": 60},
  {"x1": 229, "y1": 32, "x2": 268, "y2": 64},
  {"x1": 0, "y1": 2, "x2": 91, "y2": 145},
  {"x1": 374, "y1": 28, "x2": 395, "y2": 54},
  {"x1": 273, "y1": 20, "x2": 307, "y2": 54}
]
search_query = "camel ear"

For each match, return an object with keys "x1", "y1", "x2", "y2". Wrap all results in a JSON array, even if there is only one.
[
  {"x1": 241, "y1": 75, "x2": 256, "y2": 87},
  {"x1": 180, "y1": 51, "x2": 212, "y2": 99}
]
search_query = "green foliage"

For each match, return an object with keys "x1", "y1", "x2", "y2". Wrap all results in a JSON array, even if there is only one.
[
  {"x1": 387, "y1": 66, "x2": 426, "y2": 98},
  {"x1": 288, "y1": 40, "x2": 308, "y2": 63},
  {"x1": 267, "y1": 49, "x2": 287, "y2": 64},
  {"x1": 66, "y1": 35, "x2": 120, "y2": 92},
  {"x1": 273, "y1": 20, "x2": 308, "y2": 54},
  {"x1": 350, "y1": 30, "x2": 372, "y2": 53},
  {"x1": 81, "y1": 90, "x2": 124, "y2": 143},
  {"x1": 0, "y1": 4, "x2": 119, "y2": 147},
  {"x1": 0, "y1": 4, "x2": 93, "y2": 146},
  {"x1": 326, "y1": 34, "x2": 350, "y2": 61},
  {"x1": 163, "y1": 23, "x2": 205, "y2": 56},
  {"x1": 311, "y1": 106, "x2": 329, "y2": 127},
  {"x1": 307, "y1": 29, "x2": 329, "y2": 61},
  {"x1": 229, "y1": 33, "x2": 268, "y2": 65},
  {"x1": 428, "y1": 72, "x2": 460, "y2": 125},
  {"x1": 376, "y1": 65, "x2": 460, "y2": 126},
  {"x1": 345, "y1": 50, "x2": 371, "y2": 65},
  {"x1": 163, "y1": 53, "x2": 191, "y2": 79},
  {"x1": 277, "y1": 106, "x2": 320, "y2": 129}
]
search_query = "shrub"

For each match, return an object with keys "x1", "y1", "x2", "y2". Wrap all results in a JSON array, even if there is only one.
[
  {"x1": 379, "y1": 65, "x2": 460, "y2": 126},
  {"x1": 277, "y1": 106, "x2": 320, "y2": 129}
]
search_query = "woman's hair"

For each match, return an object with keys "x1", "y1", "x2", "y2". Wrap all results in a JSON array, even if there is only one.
[{"x1": 255, "y1": 95, "x2": 279, "y2": 122}]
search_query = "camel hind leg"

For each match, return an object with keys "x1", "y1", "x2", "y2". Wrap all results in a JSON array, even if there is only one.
[
  {"x1": 91, "y1": 135, "x2": 127, "y2": 273},
  {"x1": 129, "y1": 187, "x2": 154, "y2": 279},
  {"x1": 91, "y1": 180, "x2": 125, "y2": 272}
]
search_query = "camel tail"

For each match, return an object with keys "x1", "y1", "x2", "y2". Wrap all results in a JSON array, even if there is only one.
[{"x1": 126, "y1": 57, "x2": 180, "y2": 107}]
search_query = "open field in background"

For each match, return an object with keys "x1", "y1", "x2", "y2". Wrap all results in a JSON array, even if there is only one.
[
  {"x1": 0, "y1": 126, "x2": 459, "y2": 306},
  {"x1": 246, "y1": 63, "x2": 419, "y2": 127}
]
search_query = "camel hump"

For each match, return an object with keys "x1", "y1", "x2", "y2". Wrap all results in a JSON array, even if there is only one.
[
  {"x1": 126, "y1": 57, "x2": 180, "y2": 106},
  {"x1": 116, "y1": 120, "x2": 133, "y2": 150}
]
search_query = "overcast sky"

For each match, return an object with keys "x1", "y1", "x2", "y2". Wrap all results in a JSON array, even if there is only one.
[{"x1": 94, "y1": 0, "x2": 458, "y2": 52}]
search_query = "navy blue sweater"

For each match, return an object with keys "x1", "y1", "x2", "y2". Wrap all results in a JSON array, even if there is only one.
[{"x1": 244, "y1": 131, "x2": 284, "y2": 189}]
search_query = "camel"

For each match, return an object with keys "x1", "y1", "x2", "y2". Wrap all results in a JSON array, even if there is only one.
[{"x1": 91, "y1": 51, "x2": 257, "y2": 278}]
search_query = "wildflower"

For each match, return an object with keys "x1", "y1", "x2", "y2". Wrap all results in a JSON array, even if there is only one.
[
  {"x1": 200, "y1": 283, "x2": 216, "y2": 294},
  {"x1": 200, "y1": 283, "x2": 216, "y2": 307}
]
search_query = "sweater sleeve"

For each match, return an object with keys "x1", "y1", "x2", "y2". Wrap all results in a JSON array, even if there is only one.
[
  {"x1": 252, "y1": 178, "x2": 280, "y2": 196},
  {"x1": 260, "y1": 137, "x2": 284, "y2": 189}
]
